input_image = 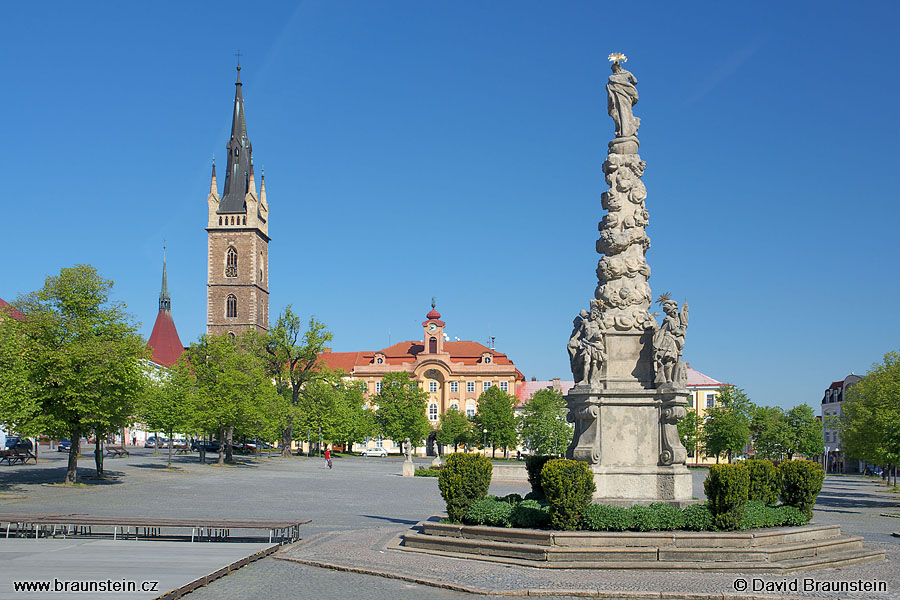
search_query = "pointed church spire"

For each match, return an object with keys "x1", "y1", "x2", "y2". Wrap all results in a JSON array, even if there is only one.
[
  {"x1": 259, "y1": 166, "x2": 266, "y2": 205},
  {"x1": 248, "y1": 159, "x2": 257, "y2": 197},
  {"x1": 210, "y1": 158, "x2": 218, "y2": 195},
  {"x1": 159, "y1": 243, "x2": 171, "y2": 312},
  {"x1": 220, "y1": 63, "x2": 253, "y2": 213}
]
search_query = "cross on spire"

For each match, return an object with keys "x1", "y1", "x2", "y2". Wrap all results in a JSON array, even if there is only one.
[{"x1": 234, "y1": 50, "x2": 242, "y2": 67}]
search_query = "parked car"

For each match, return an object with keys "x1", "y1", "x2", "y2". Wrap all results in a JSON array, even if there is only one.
[
  {"x1": 361, "y1": 447, "x2": 388, "y2": 457},
  {"x1": 57, "y1": 439, "x2": 71, "y2": 452},
  {"x1": 4, "y1": 437, "x2": 33, "y2": 451},
  {"x1": 144, "y1": 437, "x2": 160, "y2": 448},
  {"x1": 191, "y1": 440, "x2": 221, "y2": 453}
]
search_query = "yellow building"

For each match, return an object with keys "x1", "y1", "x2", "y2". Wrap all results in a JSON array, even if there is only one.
[
  {"x1": 684, "y1": 365, "x2": 727, "y2": 465},
  {"x1": 317, "y1": 303, "x2": 524, "y2": 454}
]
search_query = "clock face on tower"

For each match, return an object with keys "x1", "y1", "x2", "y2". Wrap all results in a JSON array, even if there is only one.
[{"x1": 428, "y1": 323, "x2": 437, "y2": 332}]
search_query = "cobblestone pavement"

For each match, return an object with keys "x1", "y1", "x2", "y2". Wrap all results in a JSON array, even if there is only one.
[{"x1": 2, "y1": 452, "x2": 898, "y2": 599}]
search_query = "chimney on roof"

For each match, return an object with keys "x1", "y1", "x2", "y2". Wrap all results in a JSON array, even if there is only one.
[
  {"x1": 531, "y1": 376, "x2": 536, "y2": 381},
  {"x1": 323, "y1": 347, "x2": 332, "y2": 353},
  {"x1": 551, "y1": 377, "x2": 561, "y2": 392}
]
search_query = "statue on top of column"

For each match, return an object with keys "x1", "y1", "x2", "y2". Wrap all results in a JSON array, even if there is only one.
[{"x1": 606, "y1": 53, "x2": 640, "y2": 140}]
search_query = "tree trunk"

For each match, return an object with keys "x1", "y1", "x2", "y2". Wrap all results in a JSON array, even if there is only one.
[
  {"x1": 167, "y1": 433, "x2": 173, "y2": 467},
  {"x1": 281, "y1": 419, "x2": 294, "y2": 457},
  {"x1": 217, "y1": 427, "x2": 225, "y2": 466},
  {"x1": 94, "y1": 438, "x2": 104, "y2": 477},
  {"x1": 66, "y1": 430, "x2": 80, "y2": 485},
  {"x1": 225, "y1": 427, "x2": 234, "y2": 463},
  {"x1": 491, "y1": 444, "x2": 496, "y2": 459}
]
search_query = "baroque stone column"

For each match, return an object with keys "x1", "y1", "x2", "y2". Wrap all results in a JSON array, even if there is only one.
[{"x1": 565, "y1": 55, "x2": 691, "y2": 506}]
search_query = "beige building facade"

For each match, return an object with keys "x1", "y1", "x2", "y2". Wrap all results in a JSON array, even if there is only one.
[{"x1": 318, "y1": 304, "x2": 524, "y2": 453}]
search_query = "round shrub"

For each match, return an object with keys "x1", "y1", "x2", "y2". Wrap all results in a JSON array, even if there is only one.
[
  {"x1": 438, "y1": 453, "x2": 493, "y2": 523},
  {"x1": 500, "y1": 493, "x2": 523, "y2": 504},
  {"x1": 541, "y1": 459, "x2": 596, "y2": 530},
  {"x1": 581, "y1": 504, "x2": 633, "y2": 531},
  {"x1": 779, "y1": 460, "x2": 824, "y2": 519},
  {"x1": 648, "y1": 503, "x2": 685, "y2": 530},
  {"x1": 512, "y1": 499, "x2": 551, "y2": 528},
  {"x1": 525, "y1": 455, "x2": 554, "y2": 496},
  {"x1": 463, "y1": 497, "x2": 514, "y2": 528},
  {"x1": 746, "y1": 459, "x2": 780, "y2": 505},
  {"x1": 703, "y1": 463, "x2": 750, "y2": 531},
  {"x1": 681, "y1": 503, "x2": 714, "y2": 531}
]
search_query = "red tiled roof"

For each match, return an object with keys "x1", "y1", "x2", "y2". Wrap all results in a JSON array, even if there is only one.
[
  {"x1": 515, "y1": 380, "x2": 575, "y2": 406},
  {"x1": 0, "y1": 298, "x2": 24, "y2": 322},
  {"x1": 316, "y1": 340, "x2": 524, "y2": 380},
  {"x1": 685, "y1": 366, "x2": 724, "y2": 388},
  {"x1": 147, "y1": 309, "x2": 184, "y2": 368}
]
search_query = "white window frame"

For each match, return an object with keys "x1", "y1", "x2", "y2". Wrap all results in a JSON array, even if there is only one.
[
  {"x1": 499, "y1": 381, "x2": 508, "y2": 392},
  {"x1": 466, "y1": 404, "x2": 476, "y2": 417},
  {"x1": 450, "y1": 381, "x2": 458, "y2": 393},
  {"x1": 428, "y1": 403, "x2": 439, "y2": 421},
  {"x1": 375, "y1": 382, "x2": 382, "y2": 394},
  {"x1": 467, "y1": 381, "x2": 475, "y2": 393},
  {"x1": 483, "y1": 381, "x2": 492, "y2": 392},
  {"x1": 449, "y1": 403, "x2": 458, "y2": 411},
  {"x1": 429, "y1": 381, "x2": 438, "y2": 393}
]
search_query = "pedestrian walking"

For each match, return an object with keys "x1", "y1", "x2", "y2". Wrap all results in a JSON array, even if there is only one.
[{"x1": 324, "y1": 447, "x2": 333, "y2": 469}]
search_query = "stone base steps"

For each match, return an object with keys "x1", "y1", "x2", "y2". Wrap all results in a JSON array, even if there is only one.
[{"x1": 400, "y1": 521, "x2": 884, "y2": 572}]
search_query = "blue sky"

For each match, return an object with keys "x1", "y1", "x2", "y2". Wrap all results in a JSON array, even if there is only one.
[{"x1": 4, "y1": 1, "x2": 899, "y2": 410}]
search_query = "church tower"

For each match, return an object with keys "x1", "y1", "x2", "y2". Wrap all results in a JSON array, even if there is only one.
[{"x1": 206, "y1": 65, "x2": 270, "y2": 336}]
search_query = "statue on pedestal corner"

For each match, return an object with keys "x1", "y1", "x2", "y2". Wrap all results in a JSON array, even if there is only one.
[
  {"x1": 650, "y1": 293, "x2": 689, "y2": 387},
  {"x1": 568, "y1": 301, "x2": 607, "y2": 386}
]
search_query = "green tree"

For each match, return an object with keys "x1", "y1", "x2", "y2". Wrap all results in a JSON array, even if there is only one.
[
  {"x1": 518, "y1": 389, "x2": 572, "y2": 456},
  {"x1": 840, "y1": 351, "x2": 900, "y2": 479},
  {"x1": 785, "y1": 404, "x2": 824, "y2": 459},
  {"x1": 437, "y1": 407, "x2": 472, "y2": 452},
  {"x1": 475, "y1": 385, "x2": 518, "y2": 458},
  {"x1": 264, "y1": 306, "x2": 332, "y2": 456},
  {"x1": 373, "y1": 372, "x2": 431, "y2": 451},
  {"x1": 700, "y1": 384, "x2": 752, "y2": 463},
  {"x1": 139, "y1": 369, "x2": 191, "y2": 467},
  {"x1": 750, "y1": 405, "x2": 789, "y2": 461},
  {"x1": 678, "y1": 409, "x2": 700, "y2": 459},
  {"x1": 177, "y1": 331, "x2": 275, "y2": 465},
  {"x1": 0, "y1": 265, "x2": 146, "y2": 484}
]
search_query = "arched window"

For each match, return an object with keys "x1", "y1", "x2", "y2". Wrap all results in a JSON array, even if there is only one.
[
  {"x1": 218, "y1": 216, "x2": 222, "y2": 225},
  {"x1": 228, "y1": 332, "x2": 235, "y2": 339},
  {"x1": 466, "y1": 403, "x2": 476, "y2": 417},
  {"x1": 242, "y1": 216, "x2": 246, "y2": 225},
  {"x1": 258, "y1": 252, "x2": 265, "y2": 283},
  {"x1": 226, "y1": 294, "x2": 237, "y2": 318},
  {"x1": 225, "y1": 247, "x2": 237, "y2": 278},
  {"x1": 429, "y1": 337, "x2": 437, "y2": 353},
  {"x1": 449, "y1": 403, "x2": 459, "y2": 411},
  {"x1": 428, "y1": 403, "x2": 438, "y2": 421}
]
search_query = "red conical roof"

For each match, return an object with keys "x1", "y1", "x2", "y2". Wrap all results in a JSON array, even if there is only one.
[{"x1": 147, "y1": 309, "x2": 184, "y2": 368}]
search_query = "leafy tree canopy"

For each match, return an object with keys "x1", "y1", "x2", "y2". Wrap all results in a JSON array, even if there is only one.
[
  {"x1": 373, "y1": 372, "x2": 431, "y2": 448},
  {"x1": 518, "y1": 388, "x2": 572, "y2": 456}
]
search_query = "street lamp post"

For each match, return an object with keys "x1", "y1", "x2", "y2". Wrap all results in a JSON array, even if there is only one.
[{"x1": 483, "y1": 428, "x2": 488, "y2": 456}]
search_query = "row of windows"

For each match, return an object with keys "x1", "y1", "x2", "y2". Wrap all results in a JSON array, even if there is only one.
[
  {"x1": 687, "y1": 393, "x2": 717, "y2": 409},
  {"x1": 374, "y1": 380, "x2": 509, "y2": 394},
  {"x1": 428, "y1": 402, "x2": 477, "y2": 421},
  {"x1": 219, "y1": 215, "x2": 247, "y2": 226}
]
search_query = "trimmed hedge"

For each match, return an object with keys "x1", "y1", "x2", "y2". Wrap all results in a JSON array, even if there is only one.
[
  {"x1": 438, "y1": 453, "x2": 493, "y2": 522},
  {"x1": 746, "y1": 459, "x2": 780, "y2": 505},
  {"x1": 780, "y1": 460, "x2": 824, "y2": 519},
  {"x1": 581, "y1": 504, "x2": 633, "y2": 531},
  {"x1": 414, "y1": 467, "x2": 441, "y2": 477},
  {"x1": 512, "y1": 499, "x2": 551, "y2": 528},
  {"x1": 463, "y1": 499, "x2": 810, "y2": 531},
  {"x1": 704, "y1": 463, "x2": 750, "y2": 531},
  {"x1": 525, "y1": 455, "x2": 554, "y2": 496},
  {"x1": 464, "y1": 497, "x2": 514, "y2": 527},
  {"x1": 541, "y1": 459, "x2": 596, "y2": 530}
]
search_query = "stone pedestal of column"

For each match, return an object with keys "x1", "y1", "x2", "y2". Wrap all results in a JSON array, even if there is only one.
[{"x1": 402, "y1": 460, "x2": 415, "y2": 477}]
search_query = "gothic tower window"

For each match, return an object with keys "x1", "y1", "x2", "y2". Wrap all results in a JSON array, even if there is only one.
[
  {"x1": 226, "y1": 294, "x2": 237, "y2": 318},
  {"x1": 226, "y1": 247, "x2": 238, "y2": 278}
]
